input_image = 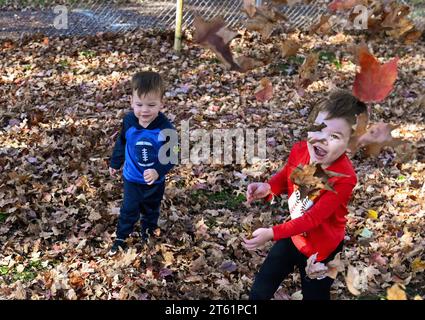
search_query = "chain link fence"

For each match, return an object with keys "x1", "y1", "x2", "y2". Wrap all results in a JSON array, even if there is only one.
[{"x1": 0, "y1": 0, "x2": 423, "y2": 39}]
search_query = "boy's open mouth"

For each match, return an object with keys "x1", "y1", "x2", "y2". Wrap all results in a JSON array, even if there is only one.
[{"x1": 313, "y1": 145, "x2": 328, "y2": 158}]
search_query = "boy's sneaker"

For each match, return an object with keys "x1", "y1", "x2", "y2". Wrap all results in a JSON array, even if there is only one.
[{"x1": 107, "y1": 239, "x2": 127, "y2": 256}]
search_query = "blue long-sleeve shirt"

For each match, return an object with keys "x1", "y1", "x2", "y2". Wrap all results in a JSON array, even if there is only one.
[{"x1": 110, "y1": 112, "x2": 177, "y2": 185}]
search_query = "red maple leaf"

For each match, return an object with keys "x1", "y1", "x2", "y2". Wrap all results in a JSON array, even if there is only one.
[
  {"x1": 352, "y1": 46, "x2": 399, "y2": 103},
  {"x1": 328, "y1": 0, "x2": 364, "y2": 12}
]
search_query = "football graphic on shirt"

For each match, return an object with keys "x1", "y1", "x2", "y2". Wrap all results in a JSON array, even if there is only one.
[
  {"x1": 135, "y1": 138, "x2": 156, "y2": 168},
  {"x1": 288, "y1": 188, "x2": 314, "y2": 220}
]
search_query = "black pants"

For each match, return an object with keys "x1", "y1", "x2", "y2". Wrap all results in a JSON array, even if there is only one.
[
  {"x1": 250, "y1": 238, "x2": 343, "y2": 300},
  {"x1": 116, "y1": 178, "x2": 165, "y2": 240}
]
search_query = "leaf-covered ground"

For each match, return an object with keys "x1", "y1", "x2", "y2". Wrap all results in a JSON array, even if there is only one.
[{"x1": 0, "y1": 24, "x2": 424, "y2": 300}]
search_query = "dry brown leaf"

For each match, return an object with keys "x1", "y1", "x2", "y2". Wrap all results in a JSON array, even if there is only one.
[
  {"x1": 346, "y1": 265, "x2": 361, "y2": 296},
  {"x1": 254, "y1": 78, "x2": 273, "y2": 102},
  {"x1": 280, "y1": 39, "x2": 301, "y2": 58}
]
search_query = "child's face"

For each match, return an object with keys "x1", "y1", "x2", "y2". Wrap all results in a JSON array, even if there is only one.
[
  {"x1": 307, "y1": 111, "x2": 352, "y2": 168},
  {"x1": 131, "y1": 90, "x2": 163, "y2": 127}
]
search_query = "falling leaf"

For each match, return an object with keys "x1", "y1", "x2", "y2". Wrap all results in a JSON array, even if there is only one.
[
  {"x1": 345, "y1": 265, "x2": 361, "y2": 296},
  {"x1": 403, "y1": 30, "x2": 423, "y2": 45},
  {"x1": 245, "y1": 5, "x2": 286, "y2": 40},
  {"x1": 347, "y1": 112, "x2": 369, "y2": 154},
  {"x1": 309, "y1": 15, "x2": 332, "y2": 35},
  {"x1": 357, "y1": 122, "x2": 404, "y2": 157},
  {"x1": 193, "y1": 15, "x2": 241, "y2": 71},
  {"x1": 305, "y1": 122, "x2": 327, "y2": 134},
  {"x1": 387, "y1": 283, "x2": 407, "y2": 300},
  {"x1": 352, "y1": 45, "x2": 399, "y2": 103},
  {"x1": 254, "y1": 78, "x2": 273, "y2": 102},
  {"x1": 296, "y1": 53, "x2": 319, "y2": 93},
  {"x1": 290, "y1": 163, "x2": 348, "y2": 199},
  {"x1": 242, "y1": 0, "x2": 257, "y2": 18},
  {"x1": 234, "y1": 55, "x2": 264, "y2": 72},
  {"x1": 280, "y1": 39, "x2": 300, "y2": 58},
  {"x1": 326, "y1": 253, "x2": 345, "y2": 279},
  {"x1": 305, "y1": 253, "x2": 328, "y2": 279},
  {"x1": 328, "y1": 0, "x2": 365, "y2": 12}
]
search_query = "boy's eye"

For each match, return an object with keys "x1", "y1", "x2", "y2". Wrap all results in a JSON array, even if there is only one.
[{"x1": 331, "y1": 134, "x2": 340, "y2": 140}]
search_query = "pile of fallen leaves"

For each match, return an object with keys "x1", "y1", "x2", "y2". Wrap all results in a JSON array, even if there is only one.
[{"x1": 0, "y1": 1, "x2": 424, "y2": 300}]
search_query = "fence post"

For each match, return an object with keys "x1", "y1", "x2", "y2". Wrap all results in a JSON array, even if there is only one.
[
  {"x1": 174, "y1": 0, "x2": 184, "y2": 52},
  {"x1": 255, "y1": 0, "x2": 263, "y2": 6}
]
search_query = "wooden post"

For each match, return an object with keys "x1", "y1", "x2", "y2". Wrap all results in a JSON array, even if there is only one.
[
  {"x1": 174, "y1": 0, "x2": 184, "y2": 52},
  {"x1": 255, "y1": 0, "x2": 262, "y2": 6}
]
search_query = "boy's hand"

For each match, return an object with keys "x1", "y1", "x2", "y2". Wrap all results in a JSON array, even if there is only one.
[
  {"x1": 109, "y1": 167, "x2": 118, "y2": 177},
  {"x1": 246, "y1": 183, "x2": 271, "y2": 203},
  {"x1": 243, "y1": 228, "x2": 274, "y2": 250},
  {"x1": 144, "y1": 169, "x2": 159, "y2": 185}
]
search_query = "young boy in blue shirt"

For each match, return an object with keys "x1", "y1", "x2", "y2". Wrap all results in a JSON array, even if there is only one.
[{"x1": 108, "y1": 71, "x2": 176, "y2": 255}]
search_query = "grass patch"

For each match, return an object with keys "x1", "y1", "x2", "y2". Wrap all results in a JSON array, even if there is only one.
[
  {"x1": 13, "y1": 270, "x2": 38, "y2": 282},
  {"x1": 7, "y1": 259, "x2": 46, "y2": 282},
  {"x1": 0, "y1": 266, "x2": 9, "y2": 275},
  {"x1": 79, "y1": 50, "x2": 96, "y2": 59},
  {"x1": 0, "y1": 212, "x2": 7, "y2": 223},
  {"x1": 319, "y1": 51, "x2": 342, "y2": 69},
  {"x1": 190, "y1": 189, "x2": 246, "y2": 210},
  {"x1": 58, "y1": 59, "x2": 70, "y2": 68}
]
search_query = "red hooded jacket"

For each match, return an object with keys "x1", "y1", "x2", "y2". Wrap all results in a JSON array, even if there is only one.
[{"x1": 266, "y1": 141, "x2": 357, "y2": 261}]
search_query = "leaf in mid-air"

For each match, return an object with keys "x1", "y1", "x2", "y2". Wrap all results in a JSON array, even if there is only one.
[
  {"x1": 193, "y1": 15, "x2": 241, "y2": 71},
  {"x1": 352, "y1": 45, "x2": 399, "y2": 103},
  {"x1": 347, "y1": 112, "x2": 369, "y2": 154},
  {"x1": 280, "y1": 39, "x2": 301, "y2": 58},
  {"x1": 296, "y1": 53, "x2": 319, "y2": 96},
  {"x1": 245, "y1": 5, "x2": 286, "y2": 40},
  {"x1": 290, "y1": 163, "x2": 348, "y2": 199},
  {"x1": 328, "y1": 0, "x2": 365, "y2": 12},
  {"x1": 357, "y1": 122, "x2": 404, "y2": 157}
]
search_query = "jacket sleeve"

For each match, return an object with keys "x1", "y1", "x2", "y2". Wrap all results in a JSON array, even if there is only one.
[
  {"x1": 264, "y1": 141, "x2": 304, "y2": 201},
  {"x1": 271, "y1": 181, "x2": 355, "y2": 241},
  {"x1": 265, "y1": 162, "x2": 290, "y2": 201},
  {"x1": 109, "y1": 120, "x2": 127, "y2": 169}
]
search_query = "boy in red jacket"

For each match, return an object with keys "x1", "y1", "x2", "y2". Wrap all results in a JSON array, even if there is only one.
[{"x1": 244, "y1": 90, "x2": 367, "y2": 300}]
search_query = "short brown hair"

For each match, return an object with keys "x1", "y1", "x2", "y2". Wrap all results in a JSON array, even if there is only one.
[
  {"x1": 131, "y1": 71, "x2": 165, "y2": 98},
  {"x1": 313, "y1": 90, "x2": 367, "y2": 126}
]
